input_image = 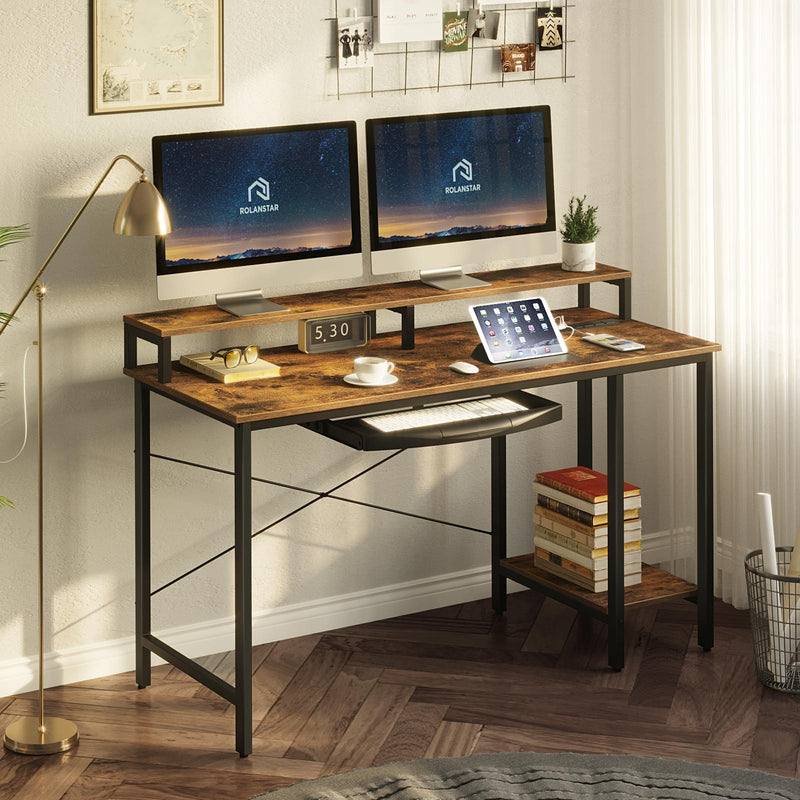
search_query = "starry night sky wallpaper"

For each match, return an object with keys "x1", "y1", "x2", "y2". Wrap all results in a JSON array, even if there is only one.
[
  {"x1": 370, "y1": 110, "x2": 550, "y2": 245},
  {"x1": 157, "y1": 126, "x2": 357, "y2": 267}
]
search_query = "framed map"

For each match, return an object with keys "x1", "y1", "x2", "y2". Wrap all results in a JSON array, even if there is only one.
[{"x1": 92, "y1": 0, "x2": 223, "y2": 114}]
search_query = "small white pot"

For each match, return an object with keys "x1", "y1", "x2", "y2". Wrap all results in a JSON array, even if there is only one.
[{"x1": 561, "y1": 241, "x2": 596, "y2": 272}]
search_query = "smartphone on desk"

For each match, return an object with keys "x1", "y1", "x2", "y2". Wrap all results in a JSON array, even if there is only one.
[{"x1": 582, "y1": 333, "x2": 645, "y2": 352}]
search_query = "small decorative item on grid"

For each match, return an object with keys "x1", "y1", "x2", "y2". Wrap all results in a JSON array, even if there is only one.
[
  {"x1": 442, "y1": 9, "x2": 469, "y2": 52},
  {"x1": 537, "y1": 4, "x2": 564, "y2": 50},
  {"x1": 338, "y1": 15, "x2": 374, "y2": 69},
  {"x1": 500, "y1": 43, "x2": 536, "y2": 73},
  {"x1": 467, "y1": 8, "x2": 500, "y2": 40}
]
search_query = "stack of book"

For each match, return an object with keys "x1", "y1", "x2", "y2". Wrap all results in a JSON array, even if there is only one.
[{"x1": 532, "y1": 467, "x2": 643, "y2": 592}]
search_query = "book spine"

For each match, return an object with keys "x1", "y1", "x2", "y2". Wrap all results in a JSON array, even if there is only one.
[
  {"x1": 535, "y1": 495, "x2": 601, "y2": 525},
  {"x1": 534, "y1": 507, "x2": 642, "y2": 546},
  {"x1": 534, "y1": 482, "x2": 643, "y2": 515},
  {"x1": 534, "y1": 546, "x2": 596, "y2": 580},
  {"x1": 533, "y1": 481, "x2": 602, "y2": 514},
  {"x1": 534, "y1": 525, "x2": 642, "y2": 559},
  {"x1": 535, "y1": 474, "x2": 640, "y2": 503},
  {"x1": 536, "y1": 495, "x2": 640, "y2": 526},
  {"x1": 534, "y1": 513, "x2": 596, "y2": 547},
  {"x1": 535, "y1": 474, "x2": 602, "y2": 502},
  {"x1": 179, "y1": 356, "x2": 222, "y2": 381},
  {"x1": 534, "y1": 540, "x2": 641, "y2": 573},
  {"x1": 535, "y1": 503, "x2": 599, "y2": 536},
  {"x1": 534, "y1": 556, "x2": 643, "y2": 592}
]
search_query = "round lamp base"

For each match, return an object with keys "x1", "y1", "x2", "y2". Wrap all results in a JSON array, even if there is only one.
[{"x1": 3, "y1": 717, "x2": 79, "y2": 755}]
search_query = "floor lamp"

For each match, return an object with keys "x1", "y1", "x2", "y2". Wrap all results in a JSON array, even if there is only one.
[{"x1": 0, "y1": 155, "x2": 171, "y2": 755}]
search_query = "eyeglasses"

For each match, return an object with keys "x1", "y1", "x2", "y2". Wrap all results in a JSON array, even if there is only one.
[{"x1": 210, "y1": 345, "x2": 259, "y2": 369}]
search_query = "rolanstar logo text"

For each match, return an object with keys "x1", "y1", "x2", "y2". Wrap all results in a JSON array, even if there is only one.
[
  {"x1": 445, "y1": 158, "x2": 481, "y2": 195},
  {"x1": 240, "y1": 178, "x2": 279, "y2": 214}
]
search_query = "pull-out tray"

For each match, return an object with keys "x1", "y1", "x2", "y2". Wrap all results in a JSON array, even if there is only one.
[{"x1": 302, "y1": 391, "x2": 562, "y2": 450}]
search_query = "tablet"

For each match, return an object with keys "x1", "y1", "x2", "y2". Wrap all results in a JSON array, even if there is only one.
[{"x1": 468, "y1": 296, "x2": 569, "y2": 364}]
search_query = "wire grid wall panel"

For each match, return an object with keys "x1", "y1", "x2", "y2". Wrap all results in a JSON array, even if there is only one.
[{"x1": 326, "y1": 1, "x2": 576, "y2": 99}]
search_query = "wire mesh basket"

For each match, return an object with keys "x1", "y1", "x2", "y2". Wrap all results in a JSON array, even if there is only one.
[{"x1": 744, "y1": 546, "x2": 800, "y2": 693}]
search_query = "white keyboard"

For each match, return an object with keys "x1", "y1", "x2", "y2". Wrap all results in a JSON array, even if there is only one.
[{"x1": 363, "y1": 397, "x2": 528, "y2": 433}]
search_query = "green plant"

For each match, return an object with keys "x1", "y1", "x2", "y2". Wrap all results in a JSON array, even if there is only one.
[
  {"x1": 1, "y1": 223, "x2": 31, "y2": 509},
  {"x1": 560, "y1": 195, "x2": 600, "y2": 244}
]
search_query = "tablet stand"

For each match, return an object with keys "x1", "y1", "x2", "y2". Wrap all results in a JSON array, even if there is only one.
[{"x1": 470, "y1": 342, "x2": 580, "y2": 370}]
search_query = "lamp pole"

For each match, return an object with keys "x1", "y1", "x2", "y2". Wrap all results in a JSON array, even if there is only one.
[{"x1": 2, "y1": 155, "x2": 170, "y2": 755}]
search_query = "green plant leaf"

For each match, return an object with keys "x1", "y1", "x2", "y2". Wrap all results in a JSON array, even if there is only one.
[
  {"x1": 560, "y1": 195, "x2": 600, "y2": 244},
  {"x1": 0, "y1": 497, "x2": 14, "y2": 509},
  {"x1": 0, "y1": 224, "x2": 31, "y2": 255}
]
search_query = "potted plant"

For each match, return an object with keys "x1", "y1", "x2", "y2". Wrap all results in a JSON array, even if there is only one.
[
  {"x1": 560, "y1": 195, "x2": 600, "y2": 272},
  {"x1": 1, "y1": 224, "x2": 30, "y2": 509}
]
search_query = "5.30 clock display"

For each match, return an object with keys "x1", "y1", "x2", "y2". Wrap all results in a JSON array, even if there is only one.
[{"x1": 298, "y1": 313, "x2": 371, "y2": 353}]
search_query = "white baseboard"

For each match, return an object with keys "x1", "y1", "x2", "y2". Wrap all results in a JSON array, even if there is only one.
[
  {"x1": 0, "y1": 531, "x2": 682, "y2": 698},
  {"x1": 0, "y1": 564, "x2": 504, "y2": 697}
]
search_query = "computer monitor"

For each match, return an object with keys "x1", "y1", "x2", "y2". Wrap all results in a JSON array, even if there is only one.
[
  {"x1": 153, "y1": 121, "x2": 362, "y2": 316},
  {"x1": 366, "y1": 106, "x2": 556, "y2": 290}
]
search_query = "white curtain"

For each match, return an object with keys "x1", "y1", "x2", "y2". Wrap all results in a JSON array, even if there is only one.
[{"x1": 666, "y1": 0, "x2": 800, "y2": 607}]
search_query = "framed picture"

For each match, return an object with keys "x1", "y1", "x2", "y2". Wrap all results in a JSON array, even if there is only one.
[{"x1": 91, "y1": 0, "x2": 223, "y2": 115}]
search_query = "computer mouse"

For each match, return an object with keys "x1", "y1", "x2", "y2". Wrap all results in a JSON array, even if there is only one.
[{"x1": 449, "y1": 361, "x2": 480, "y2": 375}]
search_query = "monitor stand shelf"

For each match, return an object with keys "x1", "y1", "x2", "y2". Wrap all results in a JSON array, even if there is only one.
[{"x1": 124, "y1": 261, "x2": 631, "y2": 383}]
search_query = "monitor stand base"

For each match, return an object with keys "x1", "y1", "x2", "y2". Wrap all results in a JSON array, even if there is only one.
[
  {"x1": 419, "y1": 267, "x2": 491, "y2": 291},
  {"x1": 216, "y1": 290, "x2": 288, "y2": 317}
]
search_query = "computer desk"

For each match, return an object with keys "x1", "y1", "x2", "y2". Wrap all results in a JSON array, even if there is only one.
[{"x1": 124, "y1": 296, "x2": 720, "y2": 758}]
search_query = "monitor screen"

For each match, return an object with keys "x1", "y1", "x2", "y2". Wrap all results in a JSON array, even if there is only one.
[
  {"x1": 366, "y1": 106, "x2": 555, "y2": 277},
  {"x1": 153, "y1": 121, "x2": 362, "y2": 306}
]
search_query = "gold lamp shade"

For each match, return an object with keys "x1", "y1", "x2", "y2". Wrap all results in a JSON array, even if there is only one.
[{"x1": 113, "y1": 176, "x2": 172, "y2": 236}]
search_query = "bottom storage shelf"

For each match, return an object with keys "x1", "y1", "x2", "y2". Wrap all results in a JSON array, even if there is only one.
[{"x1": 499, "y1": 556, "x2": 697, "y2": 618}]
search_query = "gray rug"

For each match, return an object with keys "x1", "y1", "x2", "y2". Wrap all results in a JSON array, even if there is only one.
[{"x1": 251, "y1": 752, "x2": 800, "y2": 800}]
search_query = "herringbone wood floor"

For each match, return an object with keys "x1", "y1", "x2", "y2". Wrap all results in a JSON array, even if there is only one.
[{"x1": 2, "y1": 591, "x2": 799, "y2": 799}]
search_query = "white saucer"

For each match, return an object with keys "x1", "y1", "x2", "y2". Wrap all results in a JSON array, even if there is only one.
[{"x1": 344, "y1": 373, "x2": 399, "y2": 387}]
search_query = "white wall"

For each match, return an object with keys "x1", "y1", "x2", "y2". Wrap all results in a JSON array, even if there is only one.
[{"x1": 0, "y1": 1, "x2": 673, "y2": 693}]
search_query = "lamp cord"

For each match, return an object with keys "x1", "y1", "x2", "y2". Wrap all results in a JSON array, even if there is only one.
[{"x1": 0, "y1": 345, "x2": 32, "y2": 463}]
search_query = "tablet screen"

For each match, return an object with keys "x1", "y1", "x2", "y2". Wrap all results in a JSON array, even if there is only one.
[{"x1": 468, "y1": 297, "x2": 568, "y2": 364}]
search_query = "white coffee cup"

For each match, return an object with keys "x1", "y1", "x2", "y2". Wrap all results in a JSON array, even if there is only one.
[{"x1": 354, "y1": 356, "x2": 395, "y2": 384}]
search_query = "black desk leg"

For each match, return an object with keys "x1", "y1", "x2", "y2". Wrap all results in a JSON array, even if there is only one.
[
  {"x1": 491, "y1": 436, "x2": 507, "y2": 614},
  {"x1": 617, "y1": 278, "x2": 632, "y2": 320},
  {"x1": 697, "y1": 356, "x2": 714, "y2": 650},
  {"x1": 134, "y1": 383, "x2": 151, "y2": 689},
  {"x1": 607, "y1": 374, "x2": 625, "y2": 670},
  {"x1": 577, "y1": 379, "x2": 593, "y2": 468},
  {"x1": 157, "y1": 337, "x2": 172, "y2": 383},
  {"x1": 124, "y1": 324, "x2": 137, "y2": 369},
  {"x1": 234, "y1": 423, "x2": 254, "y2": 757}
]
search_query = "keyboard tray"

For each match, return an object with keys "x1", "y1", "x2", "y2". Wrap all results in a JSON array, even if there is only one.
[{"x1": 302, "y1": 391, "x2": 562, "y2": 450}]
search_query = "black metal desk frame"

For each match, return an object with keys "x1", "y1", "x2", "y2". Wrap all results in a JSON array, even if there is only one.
[{"x1": 131, "y1": 279, "x2": 714, "y2": 758}]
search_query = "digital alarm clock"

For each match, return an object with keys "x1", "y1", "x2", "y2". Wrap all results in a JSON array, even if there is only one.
[{"x1": 298, "y1": 313, "x2": 371, "y2": 353}]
